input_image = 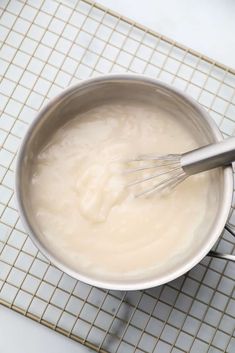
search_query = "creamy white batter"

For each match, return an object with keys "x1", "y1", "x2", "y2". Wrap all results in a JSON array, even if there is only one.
[{"x1": 30, "y1": 102, "x2": 215, "y2": 281}]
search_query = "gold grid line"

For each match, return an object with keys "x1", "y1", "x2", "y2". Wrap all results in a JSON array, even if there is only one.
[
  {"x1": 1, "y1": 249, "x2": 235, "y2": 326},
  {"x1": 2, "y1": 4, "x2": 235, "y2": 90}
]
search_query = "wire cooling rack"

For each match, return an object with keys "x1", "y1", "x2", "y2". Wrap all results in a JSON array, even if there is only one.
[{"x1": 0, "y1": 1, "x2": 235, "y2": 352}]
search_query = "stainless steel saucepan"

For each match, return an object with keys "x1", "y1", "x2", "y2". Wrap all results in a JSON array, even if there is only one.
[{"x1": 16, "y1": 74, "x2": 234, "y2": 290}]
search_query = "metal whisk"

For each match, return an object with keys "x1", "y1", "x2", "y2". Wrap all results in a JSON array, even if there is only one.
[{"x1": 127, "y1": 137, "x2": 235, "y2": 197}]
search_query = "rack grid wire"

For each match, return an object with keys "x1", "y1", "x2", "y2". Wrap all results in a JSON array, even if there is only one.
[{"x1": 0, "y1": 1, "x2": 235, "y2": 352}]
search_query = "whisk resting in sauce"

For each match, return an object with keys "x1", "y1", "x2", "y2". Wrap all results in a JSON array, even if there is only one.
[{"x1": 127, "y1": 136, "x2": 235, "y2": 197}]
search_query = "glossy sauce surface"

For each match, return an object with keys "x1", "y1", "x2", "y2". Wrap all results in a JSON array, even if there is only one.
[{"x1": 30, "y1": 102, "x2": 214, "y2": 280}]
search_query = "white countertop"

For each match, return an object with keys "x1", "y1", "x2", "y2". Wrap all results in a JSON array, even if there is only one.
[
  {"x1": 98, "y1": 0, "x2": 235, "y2": 70},
  {"x1": 1, "y1": 1, "x2": 234, "y2": 352},
  {"x1": 0, "y1": 305, "x2": 92, "y2": 353}
]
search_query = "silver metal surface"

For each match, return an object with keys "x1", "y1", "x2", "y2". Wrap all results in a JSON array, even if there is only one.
[
  {"x1": 127, "y1": 154, "x2": 186, "y2": 197},
  {"x1": 208, "y1": 225, "x2": 235, "y2": 261},
  {"x1": 182, "y1": 136, "x2": 235, "y2": 175},
  {"x1": 15, "y1": 74, "x2": 233, "y2": 291},
  {"x1": 208, "y1": 250, "x2": 235, "y2": 262}
]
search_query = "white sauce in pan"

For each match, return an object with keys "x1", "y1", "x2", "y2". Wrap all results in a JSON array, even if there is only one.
[{"x1": 30, "y1": 102, "x2": 215, "y2": 280}]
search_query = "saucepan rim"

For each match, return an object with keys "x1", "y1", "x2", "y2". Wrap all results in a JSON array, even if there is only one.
[{"x1": 15, "y1": 73, "x2": 233, "y2": 290}]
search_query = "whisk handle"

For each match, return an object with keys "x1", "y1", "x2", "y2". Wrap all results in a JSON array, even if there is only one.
[{"x1": 181, "y1": 136, "x2": 235, "y2": 175}]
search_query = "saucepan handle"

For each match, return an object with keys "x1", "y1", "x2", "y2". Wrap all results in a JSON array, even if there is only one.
[{"x1": 207, "y1": 224, "x2": 235, "y2": 262}]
